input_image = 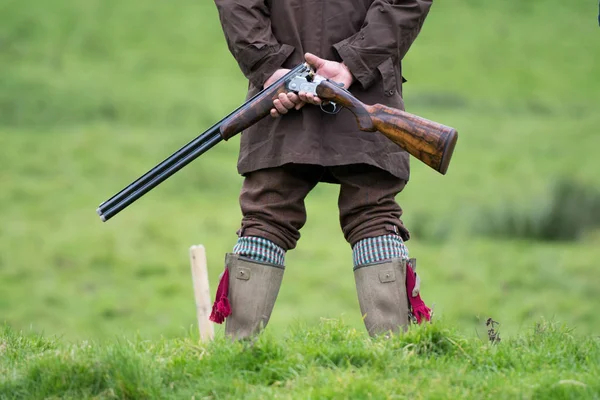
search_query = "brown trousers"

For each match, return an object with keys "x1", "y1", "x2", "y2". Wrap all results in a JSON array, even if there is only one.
[{"x1": 237, "y1": 163, "x2": 410, "y2": 251}]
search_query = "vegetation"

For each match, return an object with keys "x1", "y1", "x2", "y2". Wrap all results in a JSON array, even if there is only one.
[
  {"x1": 477, "y1": 180, "x2": 600, "y2": 241},
  {"x1": 0, "y1": 0, "x2": 599, "y2": 396},
  {"x1": 2, "y1": 320, "x2": 599, "y2": 399}
]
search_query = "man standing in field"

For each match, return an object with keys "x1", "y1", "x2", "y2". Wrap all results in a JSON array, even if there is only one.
[{"x1": 210, "y1": 0, "x2": 433, "y2": 338}]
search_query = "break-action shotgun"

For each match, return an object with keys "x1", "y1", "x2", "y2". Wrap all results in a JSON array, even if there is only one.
[{"x1": 97, "y1": 63, "x2": 458, "y2": 222}]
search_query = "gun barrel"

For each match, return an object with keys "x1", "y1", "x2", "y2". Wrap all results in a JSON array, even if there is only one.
[
  {"x1": 96, "y1": 63, "x2": 310, "y2": 222},
  {"x1": 97, "y1": 132, "x2": 223, "y2": 221},
  {"x1": 97, "y1": 125, "x2": 221, "y2": 215}
]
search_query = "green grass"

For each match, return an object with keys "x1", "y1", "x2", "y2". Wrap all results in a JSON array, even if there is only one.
[
  {"x1": 2, "y1": 320, "x2": 599, "y2": 399},
  {"x1": 2, "y1": 1, "x2": 600, "y2": 395},
  {"x1": 1, "y1": 0, "x2": 600, "y2": 347}
]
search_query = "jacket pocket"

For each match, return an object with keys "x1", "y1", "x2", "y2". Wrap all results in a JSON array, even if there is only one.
[{"x1": 376, "y1": 57, "x2": 398, "y2": 97}]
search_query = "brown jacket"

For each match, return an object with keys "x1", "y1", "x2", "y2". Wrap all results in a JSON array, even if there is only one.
[{"x1": 214, "y1": 0, "x2": 433, "y2": 182}]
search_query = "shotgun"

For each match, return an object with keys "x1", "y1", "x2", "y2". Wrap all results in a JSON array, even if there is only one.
[{"x1": 97, "y1": 63, "x2": 457, "y2": 222}]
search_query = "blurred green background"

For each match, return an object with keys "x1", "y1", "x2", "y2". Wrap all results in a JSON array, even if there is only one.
[{"x1": 1, "y1": 0, "x2": 598, "y2": 341}]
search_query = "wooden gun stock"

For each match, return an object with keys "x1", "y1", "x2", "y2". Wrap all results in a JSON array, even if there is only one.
[
  {"x1": 219, "y1": 82, "x2": 285, "y2": 140},
  {"x1": 316, "y1": 80, "x2": 458, "y2": 175}
]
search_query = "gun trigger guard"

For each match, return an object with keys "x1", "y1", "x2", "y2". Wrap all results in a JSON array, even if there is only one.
[{"x1": 320, "y1": 101, "x2": 341, "y2": 115}]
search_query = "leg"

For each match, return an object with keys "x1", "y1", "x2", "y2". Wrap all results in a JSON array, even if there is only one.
[
  {"x1": 237, "y1": 164, "x2": 322, "y2": 251},
  {"x1": 332, "y1": 163, "x2": 410, "y2": 245},
  {"x1": 331, "y1": 164, "x2": 412, "y2": 336},
  {"x1": 225, "y1": 164, "x2": 322, "y2": 339}
]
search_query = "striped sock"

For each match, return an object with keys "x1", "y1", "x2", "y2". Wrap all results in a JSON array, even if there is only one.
[
  {"x1": 352, "y1": 234, "x2": 409, "y2": 268},
  {"x1": 233, "y1": 236, "x2": 286, "y2": 266}
]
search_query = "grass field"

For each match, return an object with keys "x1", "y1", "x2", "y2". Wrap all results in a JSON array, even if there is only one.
[
  {"x1": 2, "y1": 321, "x2": 599, "y2": 399},
  {"x1": 1, "y1": 1, "x2": 600, "y2": 395}
]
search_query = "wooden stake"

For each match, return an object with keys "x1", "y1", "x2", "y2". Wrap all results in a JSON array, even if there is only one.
[{"x1": 189, "y1": 245, "x2": 214, "y2": 341}]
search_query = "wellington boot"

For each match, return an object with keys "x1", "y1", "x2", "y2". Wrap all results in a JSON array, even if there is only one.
[
  {"x1": 224, "y1": 254, "x2": 285, "y2": 340},
  {"x1": 354, "y1": 258, "x2": 410, "y2": 337}
]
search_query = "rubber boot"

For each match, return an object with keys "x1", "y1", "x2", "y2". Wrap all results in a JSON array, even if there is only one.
[
  {"x1": 354, "y1": 258, "x2": 410, "y2": 337},
  {"x1": 224, "y1": 253, "x2": 285, "y2": 340}
]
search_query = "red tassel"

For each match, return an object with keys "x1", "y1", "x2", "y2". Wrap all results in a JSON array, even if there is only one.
[
  {"x1": 209, "y1": 268, "x2": 231, "y2": 324},
  {"x1": 405, "y1": 263, "x2": 431, "y2": 324}
]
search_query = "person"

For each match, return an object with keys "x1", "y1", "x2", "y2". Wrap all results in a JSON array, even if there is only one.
[{"x1": 210, "y1": 0, "x2": 433, "y2": 339}]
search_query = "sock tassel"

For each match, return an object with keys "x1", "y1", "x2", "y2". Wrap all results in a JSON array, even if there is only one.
[
  {"x1": 406, "y1": 262, "x2": 431, "y2": 324},
  {"x1": 209, "y1": 268, "x2": 231, "y2": 324}
]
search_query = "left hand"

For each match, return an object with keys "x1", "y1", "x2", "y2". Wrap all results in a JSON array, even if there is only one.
[
  {"x1": 264, "y1": 68, "x2": 306, "y2": 118},
  {"x1": 300, "y1": 52, "x2": 355, "y2": 105}
]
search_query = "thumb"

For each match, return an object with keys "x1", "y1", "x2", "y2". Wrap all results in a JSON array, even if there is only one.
[{"x1": 305, "y1": 52, "x2": 326, "y2": 69}]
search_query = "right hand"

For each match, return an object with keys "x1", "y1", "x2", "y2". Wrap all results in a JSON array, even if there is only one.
[
  {"x1": 300, "y1": 53, "x2": 355, "y2": 105},
  {"x1": 264, "y1": 69, "x2": 305, "y2": 118}
]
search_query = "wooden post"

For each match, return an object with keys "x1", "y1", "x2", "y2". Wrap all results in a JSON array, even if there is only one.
[{"x1": 189, "y1": 245, "x2": 214, "y2": 341}]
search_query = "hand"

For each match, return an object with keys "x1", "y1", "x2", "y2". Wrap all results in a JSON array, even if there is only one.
[
  {"x1": 299, "y1": 52, "x2": 355, "y2": 105},
  {"x1": 264, "y1": 69, "x2": 305, "y2": 118}
]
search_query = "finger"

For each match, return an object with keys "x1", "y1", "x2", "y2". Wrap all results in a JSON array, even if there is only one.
[
  {"x1": 305, "y1": 52, "x2": 325, "y2": 69},
  {"x1": 286, "y1": 92, "x2": 302, "y2": 105},
  {"x1": 273, "y1": 99, "x2": 288, "y2": 115},
  {"x1": 412, "y1": 274, "x2": 421, "y2": 297},
  {"x1": 298, "y1": 91, "x2": 310, "y2": 103},
  {"x1": 299, "y1": 91, "x2": 317, "y2": 105},
  {"x1": 304, "y1": 94, "x2": 320, "y2": 105},
  {"x1": 287, "y1": 93, "x2": 306, "y2": 109},
  {"x1": 270, "y1": 108, "x2": 279, "y2": 118},
  {"x1": 278, "y1": 93, "x2": 295, "y2": 109}
]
